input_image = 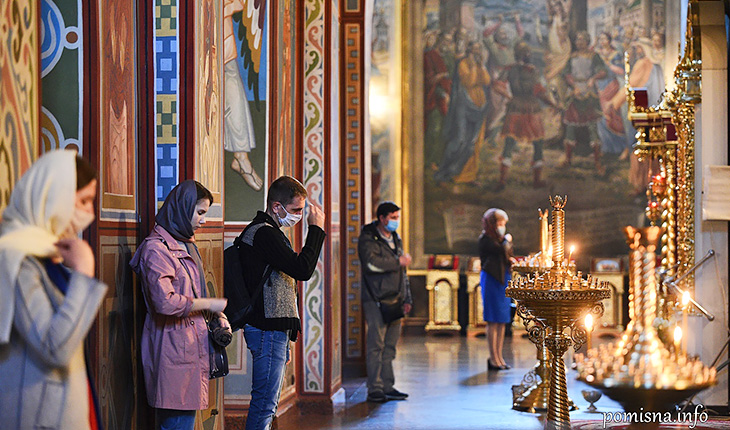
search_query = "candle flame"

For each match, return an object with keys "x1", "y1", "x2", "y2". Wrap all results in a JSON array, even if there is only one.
[
  {"x1": 585, "y1": 314, "x2": 593, "y2": 331},
  {"x1": 570, "y1": 244, "x2": 576, "y2": 254},
  {"x1": 682, "y1": 291, "x2": 690, "y2": 307},
  {"x1": 674, "y1": 325, "x2": 683, "y2": 344}
]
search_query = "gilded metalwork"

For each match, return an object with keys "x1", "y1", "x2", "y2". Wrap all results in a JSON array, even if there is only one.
[
  {"x1": 626, "y1": 0, "x2": 700, "y2": 297},
  {"x1": 576, "y1": 226, "x2": 715, "y2": 416},
  {"x1": 507, "y1": 196, "x2": 610, "y2": 430}
]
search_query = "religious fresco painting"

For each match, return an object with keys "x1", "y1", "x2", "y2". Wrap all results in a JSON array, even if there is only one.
[
  {"x1": 223, "y1": 0, "x2": 269, "y2": 222},
  {"x1": 421, "y1": 0, "x2": 669, "y2": 265}
]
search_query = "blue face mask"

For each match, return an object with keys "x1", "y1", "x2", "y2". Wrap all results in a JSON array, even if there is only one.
[{"x1": 386, "y1": 219, "x2": 399, "y2": 232}]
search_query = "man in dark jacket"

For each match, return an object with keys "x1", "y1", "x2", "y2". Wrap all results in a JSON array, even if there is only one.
[
  {"x1": 238, "y1": 175, "x2": 325, "y2": 430},
  {"x1": 358, "y1": 201, "x2": 412, "y2": 403}
]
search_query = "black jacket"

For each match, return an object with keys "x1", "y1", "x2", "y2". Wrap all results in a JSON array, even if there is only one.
[
  {"x1": 238, "y1": 211, "x2": 326, "y2": 340},
  {"x1": 358, "y1": 221, "x2": 412, "y2": 305},
  {"x1": 478, "y1": 233, "x2": 513, "y2": 285}
]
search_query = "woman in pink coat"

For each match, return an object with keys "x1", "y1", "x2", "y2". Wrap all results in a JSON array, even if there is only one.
[{"x1": 130, "y1": 180, "x2": 229, "y2": 430}]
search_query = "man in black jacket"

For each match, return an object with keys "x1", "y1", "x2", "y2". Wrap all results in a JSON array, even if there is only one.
[
  {"x1": 358, "y1": 201, "x2": 412, "y2": 403},
  {"x1": 238, "y1": 175, "x2": 325, "y2": 430}
]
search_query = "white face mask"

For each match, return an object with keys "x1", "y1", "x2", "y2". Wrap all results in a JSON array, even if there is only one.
[
  {"x1": 496, "y1": 226, "x2": 507, "y2": 237},
  {"x1": 277, "y1": 204, "x2": 302, "y2": 228},
  {"x1": 62, "y1": 208, "x2": 95, "y2": 238}
]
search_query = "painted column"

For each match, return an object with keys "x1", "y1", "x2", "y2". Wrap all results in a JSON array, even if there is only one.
[
  {"x1": 341, "y1": 0, "x2": 368, "y2": 370},
  {"x1": 0, "y1": 0, "x2": 39, "y2": 211}
]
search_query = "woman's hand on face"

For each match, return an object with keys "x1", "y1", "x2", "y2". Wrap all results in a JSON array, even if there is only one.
[
  {"x1": 504, "y1": 233, "x2": 513, "y2": 242},
  {"x1": 55, "y1": 238, "x2": 95, "y2": 277}
]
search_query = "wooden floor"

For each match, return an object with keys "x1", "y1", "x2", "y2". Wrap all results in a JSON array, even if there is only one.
[{"x1": 275, "y1": 331, "x2": 635, "y2": 430}]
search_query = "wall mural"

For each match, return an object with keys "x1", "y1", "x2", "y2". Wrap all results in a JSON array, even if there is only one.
[
  {"x1": 100, "y1": 0, "x2": 136, "y2": 212},
  {"x1": 40, "y1": 0, "x2": 82, "y2": 154},
  {"x1": 0, "y1": 0, "x2": 39, "y2": 212},
  {"x1": 223, "y1": 0, "x2": 268, "y2": 222},
  {"x1": 419, "y1": 0, "x2": 669, "y2": 263},
  {"x1": 196, "y1": 0, "x2": 222, "y2": 203}
]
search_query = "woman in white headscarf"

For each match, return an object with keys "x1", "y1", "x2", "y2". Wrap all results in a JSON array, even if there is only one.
[{"x1": 0, "y1": 150, "x2": 107, "y2": 430}]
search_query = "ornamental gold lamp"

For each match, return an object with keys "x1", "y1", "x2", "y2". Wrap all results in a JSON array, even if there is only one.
[{"x1": 507, "y1": 196, "x2": 611, "y2": 430}]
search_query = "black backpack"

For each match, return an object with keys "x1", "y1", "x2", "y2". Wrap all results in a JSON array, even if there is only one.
[{"x1": 223, "y1": 233, "x2": 273, "y2": 331}]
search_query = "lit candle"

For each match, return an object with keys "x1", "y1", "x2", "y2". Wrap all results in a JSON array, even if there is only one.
[
  {"x1": 682, "y1": 291, "x2": 690, "y2": 354},
  {"x1": 585, "y1": 314, "x2": 594, "y2": 351},
  {"x1": 674, "y1": 325, "x2": 682, "y2": 354},
  {"x1": 568, "y1": 244, "x2": 576, "y2": 266},
  {"x1": 539, "y1": 209, "x2": 549, "y2": 263}
]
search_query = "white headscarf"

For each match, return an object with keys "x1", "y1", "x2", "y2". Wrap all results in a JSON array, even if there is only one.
[{"x1": 0, "y1": 149, "x2": 77, "y2": 343}]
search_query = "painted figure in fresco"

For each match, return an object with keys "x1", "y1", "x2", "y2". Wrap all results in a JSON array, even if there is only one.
[
  {"x1": 130, "y1": 180, "x2": 230, "y2": 430},
  {"x1": 560, "y1": 31, "x2": 607, "y2": 175},
  {"x1": 224, "y1": 0, "x2": 264, "y2": 191},
  {"x1": 481, "y1": 13, "x2": 524, "y2": 139},
  {"x1": 359, "y1": 201, "x2": 412, "y2": 403},
  {"x1": 0, "y1": 151, "x2": 106, "y2": 430},
  {"x1": 434, "y1": 41, "x2": 491, "y2": 185},
  {"x1": 424, "y1": 31, "x2": 454, "y2": 170},
  {"x1": 496, "y1": 42, "x2": 557, "y2": 190},
  {"x1": 594, "y1": 31, "x2": 628, "y2": 158},
  {"x1": 237, "y1": 176, "x2": 325, "y2": 429}
]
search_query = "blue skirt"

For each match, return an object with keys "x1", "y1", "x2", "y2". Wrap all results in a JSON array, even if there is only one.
[{"x1": 481, "y1": 270, "x2": 512, "y2": 324}]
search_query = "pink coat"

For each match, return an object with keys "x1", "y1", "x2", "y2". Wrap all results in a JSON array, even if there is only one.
[{"x1": 130, "y1": 225, "x2": 209, "y2": 410}]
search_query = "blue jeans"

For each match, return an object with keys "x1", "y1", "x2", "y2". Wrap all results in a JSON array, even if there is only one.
[
  {"x1": 243, "y1": 325, "x2": 290, "y2": 430},
  {"x1": 156, "y1": 408, "x2": 196, "y2": 430}
]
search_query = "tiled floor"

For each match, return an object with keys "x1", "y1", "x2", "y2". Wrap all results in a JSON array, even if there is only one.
[{"x1": 276, "y1": 331, "x2": 631, "y2": 430}]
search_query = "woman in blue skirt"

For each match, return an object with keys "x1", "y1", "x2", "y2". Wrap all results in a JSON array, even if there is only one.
[{"x1": 479, "y1": 208, "x2": 515, "y2": 370}]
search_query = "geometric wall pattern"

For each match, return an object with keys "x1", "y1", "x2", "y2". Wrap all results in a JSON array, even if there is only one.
[
  {"x1": 155, "y1": 0, "x2": 179, "y2": 205},
  {"x1": 343, "y1": 22, "x2": 364, "y2": 360}
]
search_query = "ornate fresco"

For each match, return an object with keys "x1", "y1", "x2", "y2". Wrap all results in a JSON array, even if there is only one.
[
  {"x1": 40, "y1": 0, "x2": 82, "y2": 153},
  {"x1": 0, "y1": 0, "x2": 39, "y2": 212},
  {"x1": 409, "y1": 0, "x2": 674, "y2": 268},
  {"x1": 302, "y1": 0, "x2": 326, "y2": 394},
  {"x1": 223, "y1": 0, "x2": 269, "y2": 222}
]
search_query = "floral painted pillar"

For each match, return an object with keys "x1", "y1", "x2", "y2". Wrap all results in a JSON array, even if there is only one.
[{"x1": 299, "y1": 0, "x2": 344, "y2": 408}]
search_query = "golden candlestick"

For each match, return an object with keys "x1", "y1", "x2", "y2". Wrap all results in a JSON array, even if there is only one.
[
  {"x1": 508, "y1": 196, "x2": 611, "y2": 430},
  {"x1": 550, "y1": 195, "x2": 567, "y2": 268}
]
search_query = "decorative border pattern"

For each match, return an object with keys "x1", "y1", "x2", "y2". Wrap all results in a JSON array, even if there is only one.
[
  {"x1": 40, "y1": 0, "x2": 82, "y2": 152},
  {"x1": 343, "y1": 22, "x2": 363, "y2": 359},
  {"x1": 154, "y1": 0, "x2": 178, "y2": 205},
  {"x1": 1, "y1": 0, "x2": 39, "y2": 212},
  {"x1": 302, "y1": 0, "x2": 326, "y2": 393}
]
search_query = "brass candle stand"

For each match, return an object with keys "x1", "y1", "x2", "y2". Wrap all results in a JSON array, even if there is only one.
[
  {"x1": 507, "y1": 196, "x2": 611, "y2": 430},
  {"x1": 576, "y1": 226, "x2": 716, "y2": 430},
  {"x1": 511, "y1": 209, "x2": 576, "y2": 414}
]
